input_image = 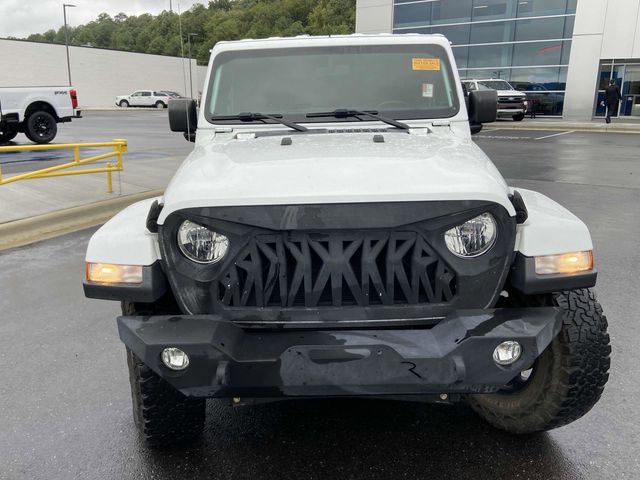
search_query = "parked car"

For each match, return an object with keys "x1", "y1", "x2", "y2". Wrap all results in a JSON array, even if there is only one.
[
  {"x1": 85, "y1": 34, "x2": 610, "y2": 448},
  {"x1": 115, "y1": 90, "x2": 171, "y2": 109},
  {"x1": 463, "y1": 79, "x2": 528, "y2": 121},
  {"x1": 511, "y1": 82, "x2": 565, "y2": 116},
  {"x1": 160, "y1": 91, "x2": 185, "y2": 99},
  {"x1": 0, "y1": 87, "x2": 81, "y2": 144}
]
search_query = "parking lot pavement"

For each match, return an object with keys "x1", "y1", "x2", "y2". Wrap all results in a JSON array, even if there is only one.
[
  {"x1": 487, "y1": 117, "x2": 640, "y2": 133},
  {"x1": 0, "y1": 111, "x2": 192, "y2": 223},
  {"x1": 1, "y1": 128, "x2": 639, "y2": 479},
  {"x1": 477, "y1": 128, "x2": 640, "y2": 190}
]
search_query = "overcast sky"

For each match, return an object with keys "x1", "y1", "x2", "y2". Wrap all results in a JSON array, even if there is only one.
[{"x1": 1, "y1": 0, "x2": 205, "y2": 38}]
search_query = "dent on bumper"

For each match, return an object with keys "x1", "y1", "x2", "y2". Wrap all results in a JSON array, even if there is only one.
[{"x1": 118, "y1": 308, "x2": 563, "y2": 398}]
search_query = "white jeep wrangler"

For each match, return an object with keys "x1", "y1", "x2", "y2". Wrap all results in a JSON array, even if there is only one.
[{"x1": 84, "y1": 34, "x2": 610, "y2": 448}]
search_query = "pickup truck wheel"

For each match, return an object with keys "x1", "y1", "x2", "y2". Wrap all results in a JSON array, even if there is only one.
[
  {"x1": 0, "y1": 131, "x2": 18, "y2": 143},
  {"x1": 155, "y1": 101, "x2": 166, "y2": 109},
  {"x1": 512, "y1": 112, "x2": 525, "y2": 121},
  {"x1": 123, "y1": 302, "x2": 205, "y2": 448},
  {"x1": 25, "y1": 111, "x2": 57, "y2": 144},
  {"x1": 468, "y1": 288, "x2": 611, "y2": 434},
  {"x1": 119, "y1": 100, "x2": 129, "y2": 108}
]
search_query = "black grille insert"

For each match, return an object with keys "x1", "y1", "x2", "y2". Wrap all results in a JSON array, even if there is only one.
[{"x1": 215, "y1": 231, "x2": 456, "y2": 308}]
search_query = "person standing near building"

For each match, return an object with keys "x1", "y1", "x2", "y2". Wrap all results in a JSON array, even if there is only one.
[{"x1": 604, "y1": 80, "x2": 622, "y2": 123}]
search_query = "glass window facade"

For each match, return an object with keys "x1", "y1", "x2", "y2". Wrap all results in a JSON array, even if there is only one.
[
  {"x1": 392, "y1": 0, "x2": 575, "y2": 115},
  {"x1": 595, "y1": 61, "x2": 640, "y2": 117}
]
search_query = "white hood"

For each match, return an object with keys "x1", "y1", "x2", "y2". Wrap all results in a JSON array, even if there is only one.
[{"x1": 158, "y1": 130, "x2": 515, "y2": 224}]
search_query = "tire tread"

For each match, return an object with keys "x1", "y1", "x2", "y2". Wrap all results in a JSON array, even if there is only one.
[
  {"x1": 127, "y1": 348, "x2": 205, "y2": 447},
  {"x1": 469, "y1": 288, "x2": 611, "y2": 433},
  {"x1": 122, "y1": 301, "x2": 205, "y2": 448}
]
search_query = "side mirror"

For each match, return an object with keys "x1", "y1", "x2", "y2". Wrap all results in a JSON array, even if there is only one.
[
  {"x1": 169, "y1": 99, "x2": 197, "y2": 142},
  {"x1": 469, "y1": 123, "x2": 483, "y2": 135},
  {"x1": 468, "y1": 90, "x2": 498, "y2": 125}
]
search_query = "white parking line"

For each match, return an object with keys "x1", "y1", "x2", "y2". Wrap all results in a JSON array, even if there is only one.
[
  {"x1": 534, "y1": 130, "x2": 575, "y2": 140},
  {"x1": 474, "y1": 135, "x2": 532, "y2": 140}
]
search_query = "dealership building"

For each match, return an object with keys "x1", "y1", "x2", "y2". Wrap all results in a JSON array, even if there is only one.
[{"x1": 355, "y1": 0, "x2": 640, "y2": 120}]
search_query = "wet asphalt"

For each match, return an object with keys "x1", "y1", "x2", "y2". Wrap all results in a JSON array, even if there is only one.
[
  {"x1": 1, "y1": 114, "x2": 639, "y2": 479},
  {"x1": 0, "y1": 110, "x2": 191, "y2": 175}
]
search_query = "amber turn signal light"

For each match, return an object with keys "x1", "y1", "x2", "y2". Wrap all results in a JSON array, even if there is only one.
[
  {"x1": 86, "y1": 263, "x2": 143, "y2": 284},
  {"x1": 534, "y1": 251, "x2": 593, "y2": 275}
]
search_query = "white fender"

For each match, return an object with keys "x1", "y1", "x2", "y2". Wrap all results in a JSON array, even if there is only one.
[
  {"x1": 514, "y1": 188, "x2": 593, "y2": 257},
  {"x1": 85, "y1": 198, "x2": 161, "y2": 266}
]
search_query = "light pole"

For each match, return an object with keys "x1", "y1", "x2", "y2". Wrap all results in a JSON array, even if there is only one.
[
  {"x1": 63, "y1": 4, "x2": 76, "y2": 86},
  {"x1": 187, "y1": 33, "x2": 198, "y2": 99}
]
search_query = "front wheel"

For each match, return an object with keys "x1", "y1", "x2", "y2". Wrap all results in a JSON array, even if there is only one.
[
  {"x1": 119, "y1": 100, "x2": 129, "y2": 108},
  {"x1": 512, "y1": 112, "x2": 525, "y2": 121},
  {"x1": 123, "y1": 301, "x2": 205, "y2": 447},
  {"x1": 468, "y1": 289, "x2": 611, "y2": 434},
  {"x1": 25, "y1": 111, "x2": 57, "y2": 144}
]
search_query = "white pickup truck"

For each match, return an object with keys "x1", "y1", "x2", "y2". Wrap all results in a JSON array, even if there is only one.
[{"x1": 0, "y1": 87, "x2": 81, "y2": 144}]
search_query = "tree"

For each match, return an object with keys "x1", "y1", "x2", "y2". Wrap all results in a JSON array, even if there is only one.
[{"x1": 20, "y1": 0, "x2": 356, "y2": 64}]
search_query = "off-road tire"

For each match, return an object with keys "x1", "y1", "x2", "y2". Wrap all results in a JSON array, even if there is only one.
[
  {"x1": 512, "y1": 112, "x2": 525, "y2": 121},
  {"x1": 25, "y1": 111, "x2": 57, "y2": 144},
  {"x1": 123, "y1": 301, "x2": 205, "y2": 447},
  {"x1": 468, "y1": 288, "x2": 610, "y2": 434},
  {"x1": 119, "y1": 100, "x2": 129, "y2": 108}
]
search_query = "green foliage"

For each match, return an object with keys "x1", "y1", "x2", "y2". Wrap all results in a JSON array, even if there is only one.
[{"x1": 23, "y1": 0, "x2": 356, "y2": 64}]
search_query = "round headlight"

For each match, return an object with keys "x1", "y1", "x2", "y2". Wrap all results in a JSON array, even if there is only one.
[
  {"x1": 177, "y1": 220, "x2": 229, "y2": 264},
  {"x1": 444, "y1": 213, "x2": 497, "y2": 258}
]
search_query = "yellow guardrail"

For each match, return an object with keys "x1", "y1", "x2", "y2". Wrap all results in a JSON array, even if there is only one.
[{"x1": 0, "y1": 139, "x2": 127, "y2": 193}]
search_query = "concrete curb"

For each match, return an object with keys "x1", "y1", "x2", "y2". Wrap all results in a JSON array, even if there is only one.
[{"x1": 0, "y1": 189, "x2": 164, "y2": 251}]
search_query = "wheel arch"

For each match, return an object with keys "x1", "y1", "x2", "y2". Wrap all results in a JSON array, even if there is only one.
[
  {"x1": 506, "y1": 188, "x2": 596, "y2": 295},
  {"x1": 24, "y1": 101, "x2": 58, "y2": 121},
  {"x1": 513, "y1": 188, "x2": 593, "y2": 256},
  {"x1": 86, "y1": 197, "x2": 162, "y2": 266}
]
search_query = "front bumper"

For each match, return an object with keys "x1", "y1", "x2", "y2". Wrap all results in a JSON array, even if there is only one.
[
  {"x1": 497, "y1": 107, "x2": 525, "y2": 116},
  {"x1": 118, "y1": 307, "x2": 563, "y2": 398}
]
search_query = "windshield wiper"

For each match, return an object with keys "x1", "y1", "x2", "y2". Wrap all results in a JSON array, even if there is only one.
[
  {"x1": 305, "y1": 109, "x2": 410, "y2": 130},
  {"x1": 211, "y1": 112, "x2": 308, "y2": 132}
]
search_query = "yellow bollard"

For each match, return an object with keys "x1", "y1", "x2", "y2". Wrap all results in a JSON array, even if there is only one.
[{"x1": 106, "y1": 162, "x2": 113, "y2": 193}]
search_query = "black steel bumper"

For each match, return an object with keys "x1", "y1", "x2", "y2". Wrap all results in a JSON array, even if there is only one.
[
  {"x1": 59, "y1": 111, "x2": 82, "y2": 123},
  {"x1": 118, "y1": 308, "x2": 563, "y2": 399}
]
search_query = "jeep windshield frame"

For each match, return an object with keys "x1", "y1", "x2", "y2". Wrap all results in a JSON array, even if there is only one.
[{"x1": 204, "y1": 44, "x2": 460, "y2": 126}]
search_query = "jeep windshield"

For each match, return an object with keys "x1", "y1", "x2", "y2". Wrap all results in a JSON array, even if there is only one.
[{"x1": 205, "y1": 44, "x2": 460, "y2": 125}]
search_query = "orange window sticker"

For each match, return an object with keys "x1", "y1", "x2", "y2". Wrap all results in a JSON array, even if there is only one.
[{"x1": 412, "y1": 58, "x2": 441, "y2": 71}]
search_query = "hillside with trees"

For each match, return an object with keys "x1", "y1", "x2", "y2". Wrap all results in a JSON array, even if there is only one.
[{"x1": 23, "y1": 0, "x2": 356, "y2": 65}]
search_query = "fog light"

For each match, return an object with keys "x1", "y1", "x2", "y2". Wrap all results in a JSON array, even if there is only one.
[
  {"x1": 493, "y1": 341, "x2": 522, "y2": 365},
  {"x1": 161, "y1": 348, "x2": 189, "y2": 370}
]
